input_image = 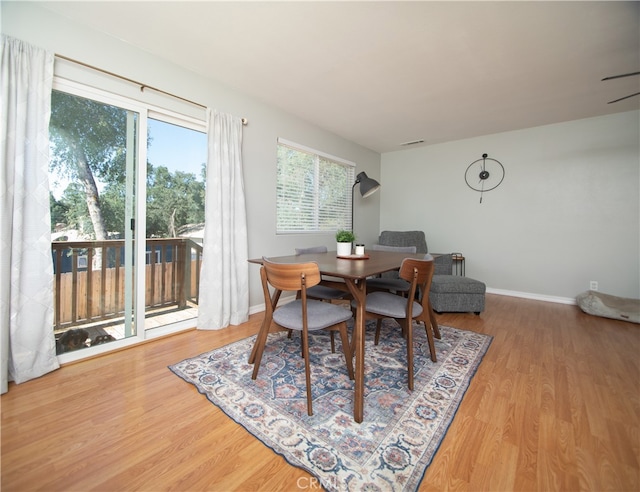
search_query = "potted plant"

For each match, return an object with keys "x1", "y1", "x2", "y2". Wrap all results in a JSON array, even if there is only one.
[{"x1": 336, "y1": 230, "x2": 356, "y2": 256}]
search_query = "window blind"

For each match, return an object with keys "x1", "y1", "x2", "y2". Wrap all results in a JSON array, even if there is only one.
[{"x1": 276, "y1": 139, "x2": 355, "y2": 234}]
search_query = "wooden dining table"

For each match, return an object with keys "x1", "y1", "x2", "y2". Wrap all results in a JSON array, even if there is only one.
[{"x1": 248, "y1": 249, "x2": 436, "y2": 423}]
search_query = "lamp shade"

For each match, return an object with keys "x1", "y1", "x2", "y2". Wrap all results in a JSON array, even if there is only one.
[{"x1": 355, "y1": 172, "x2": 380, "y2": 198}]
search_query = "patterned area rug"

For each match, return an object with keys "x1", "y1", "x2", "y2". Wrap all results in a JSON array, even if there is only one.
[{"x1": 169, "y1": 320, "x2": 492, "y2": 491}]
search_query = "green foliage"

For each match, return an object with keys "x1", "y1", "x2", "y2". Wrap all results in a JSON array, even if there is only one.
[
  {"x1": 49, "y1": 193, "x2": 68, "y2": 229},
  {"x1": 49, "y1": 89, "x2": 205, "y2": 239},
  {"x1": 59, "y1": 183, "x2": 94, "y2": 235},
  {"x1": 336, "y1": 229, "x2": 356, "y2": 242},
  {"x1": 99, "y1": 181, "x2": 127, "y2": 236},
  {"x1": 145, "y1": 165, "x2": 205, "y2": 237},
  {"x1": 49, "y1": 90, "x2": 128, "y2": 184},
  {"x1": 54, "y1": 165, "x2": 206, "y2": 238}
]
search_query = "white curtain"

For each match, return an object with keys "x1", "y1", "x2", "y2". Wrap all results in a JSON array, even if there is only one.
[
  {"x1": 0, "y1": 35, "x2": 59, "y2": 393},
  {"x1": 197, "y1": 110, "x2": 249, "y2": 330}
]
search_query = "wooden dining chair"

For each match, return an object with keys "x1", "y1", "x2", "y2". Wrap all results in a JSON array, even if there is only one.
[
  {"x1": 294, "y1": 246, "x2": 350, "y2": 352},
  {"x1": 294, "y1": 245, "x2": 349, "y2": 301},
  {"x1": 251, "y1": 257, "x2": 355, "y2": 416},
  {"x1": 365, "y1": 244, "x2": 417, "y2": 295},
  {"x1": 366, "y1": 248, "x2": 441, "y2": 342},
  {"x1": 356, "y1": 256, "x2": 436, "y2": 390}
]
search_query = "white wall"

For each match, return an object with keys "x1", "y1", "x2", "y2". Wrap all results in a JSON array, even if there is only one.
[
  {"x1": 5, "y1": 2, "x2": 637, "y2": 307},
  {"x1": 2, "y1": 2, "x2": 382, "y2": 310},
  {"x1": 381, "y1": 111, "x2": 640, "y2": 301}
]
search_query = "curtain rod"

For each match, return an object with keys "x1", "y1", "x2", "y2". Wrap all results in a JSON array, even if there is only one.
[{"x1": 55, "y1": 54, "x2": 248, "y2": 125}]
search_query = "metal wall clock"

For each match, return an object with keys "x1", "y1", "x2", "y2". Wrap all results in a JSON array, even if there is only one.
[{"x1": 464, "y1": 153, "x2": 505, "y2": 203}]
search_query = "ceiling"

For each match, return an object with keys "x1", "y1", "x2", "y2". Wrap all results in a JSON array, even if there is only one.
[{"x1": 41, "y1": 1, "x2": 639, "y2": 153}]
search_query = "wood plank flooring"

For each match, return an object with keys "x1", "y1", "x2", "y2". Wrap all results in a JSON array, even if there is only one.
[{"x1": 2, "y1": 294, "x2": 639, "y2": 491}]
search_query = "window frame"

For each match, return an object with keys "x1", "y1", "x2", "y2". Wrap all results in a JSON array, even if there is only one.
[{"x1": 276, "y1": 138, "x2": 355, "y2": 235}]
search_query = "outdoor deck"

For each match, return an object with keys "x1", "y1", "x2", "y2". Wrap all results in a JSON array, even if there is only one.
[{"x1": 52, "y1": 238, "x2": 202, "y2": 354}]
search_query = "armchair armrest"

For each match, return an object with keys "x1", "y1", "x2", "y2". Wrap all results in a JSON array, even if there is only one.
[{"x1": 433, "y1": 253, "x2": 453, "y2": 275}]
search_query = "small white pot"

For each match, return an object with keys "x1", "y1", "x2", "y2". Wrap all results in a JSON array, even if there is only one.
[{"x1": 336, "y1": 242, "x2": 352, "y2": 256}]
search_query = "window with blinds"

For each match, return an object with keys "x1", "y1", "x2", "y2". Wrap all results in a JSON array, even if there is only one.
[{"x1": 276, "y1": 139, "x2": 355, "y2": 234}]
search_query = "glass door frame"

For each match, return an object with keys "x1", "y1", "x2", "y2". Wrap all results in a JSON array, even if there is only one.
[
  {"x1": 53, "y1": 78, "x2": 149, "y2": 356},
  {"x1": 52, "y1": 78, "x2": 207, "y2": 363},
  {"x1": 143, "y1": 110, "x2": 206, "y2": 336}
]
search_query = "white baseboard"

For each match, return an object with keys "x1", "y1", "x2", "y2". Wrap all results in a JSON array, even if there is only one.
[
  {"x1": 486, "y1": 287, "x2": 577, "y2": 305},
  {"x1": 249, "y1": 293, "x2": 298, "y2": 315},
  {"x1": 249, "y1": 303, "x2": 266, "y2": 315}
]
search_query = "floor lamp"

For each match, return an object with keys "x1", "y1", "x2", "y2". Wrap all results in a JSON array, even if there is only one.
[{"x1": 351, "y1": 172, "x2": 381, "y2": 231}]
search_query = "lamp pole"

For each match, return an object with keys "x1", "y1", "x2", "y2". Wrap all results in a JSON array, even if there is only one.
[
  {"x1": 351, "y1": 172, "x2": 380, "y2": 232},
  {"x1": 351, "y1": 179, "x2": 359, "y2": 232}
]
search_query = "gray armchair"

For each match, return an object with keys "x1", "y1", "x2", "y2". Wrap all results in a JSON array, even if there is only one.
[
  {"x1": 376, "y1": 230, "x2": 486, "y2": 315},
  {"x1": 378, "y1": 230, "x2": 428, "y2": 252},
  {"x1": 377, "y1": 230, "x2": 452, "y2": 276}
]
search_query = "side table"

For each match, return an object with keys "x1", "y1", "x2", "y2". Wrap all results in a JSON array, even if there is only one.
[{"x1": 452, "y1": 253, "x2": 465, "y2": 276}]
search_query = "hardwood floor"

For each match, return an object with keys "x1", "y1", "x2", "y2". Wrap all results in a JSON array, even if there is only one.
[{"x1": 2, "y1": 294, "x2": 639, "y2": 491}]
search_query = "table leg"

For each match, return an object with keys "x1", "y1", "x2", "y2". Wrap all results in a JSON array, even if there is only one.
[{"x1": 345, "y1": 278, "x2": 366, "y2": 423}]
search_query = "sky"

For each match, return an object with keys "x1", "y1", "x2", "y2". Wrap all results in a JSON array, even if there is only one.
[{"x1": 147, "y1": 118, "x2": 207, "y2": 178}]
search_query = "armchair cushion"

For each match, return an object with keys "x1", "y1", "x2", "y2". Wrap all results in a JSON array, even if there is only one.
[
  {"x1": 378, "y1": 231, "x2": 428, "y2": 253},
  {"x1": 378, "y1": 231, "x2": 452, "y2": 273},
  {"x1": 430, "y1": 275, "x2": 486, "y2": 314},
  {"x1": 434, "y1": 254, "x2": 453, "y2": 275},
  {"x1": 370, "y1": 244, "x2": 417, "y2": 253}
]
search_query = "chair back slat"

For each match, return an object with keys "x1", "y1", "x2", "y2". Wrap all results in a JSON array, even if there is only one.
[
  {"x1": 262, "y1": 257, "x2": 321, "y2": 291},
  {"x1": 259, "y1": 266, "x2": 279, "y2": 317},
  {"x1": 399, "y1": 258, "x2": 433, "y2": 285},
  {"x1": 399, "y1": 257, "x2": 435, "y2": 307}
]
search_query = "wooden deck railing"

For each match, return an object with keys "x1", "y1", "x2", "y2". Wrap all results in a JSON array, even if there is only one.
[{"x1": 52, "y1": 238, "x2": 202, "y2": 330}]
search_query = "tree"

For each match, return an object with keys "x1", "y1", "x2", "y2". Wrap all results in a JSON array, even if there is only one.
[
  {"x1": 145, "y1": 165, "x2": 205, "y2": 237},
  {"x1": 92, "y1": 163, "x2": 206, "y2": 238},
  {"x1": 49, "y1": 89, "x2": 206, "y2": 241},
  {"x1": 59, "y1": 183, "x2": 95, "y2": 236},
  {"x1": 49, "y1": 192, "x2": 68, "y2": 230},
  {"x1": 49, "y1": 90, "x2": 129, "y2": 241}
]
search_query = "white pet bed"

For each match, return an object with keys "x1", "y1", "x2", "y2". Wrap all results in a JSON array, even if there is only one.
[{"x1": 576, "y1": 290, "x2": 640, "y2": 324}]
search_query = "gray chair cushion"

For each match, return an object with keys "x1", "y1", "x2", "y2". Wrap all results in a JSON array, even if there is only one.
[
  {"x1": 366, "y1": 277, "x2": 411, "y2": 292},
  {"x1": 295, "y1": 246, "x2": 328, "y2": 255},
  {"x1": 273, "y1": 299, "x2": 352, "y2": 331},
  {"x1": 353, "y1": 291, "x2": 423, "y2": 318},
  {"x1": 295, "y1": 246, "x2": 347, "y2": 299},
  {"x1": 306, "y1": 285, "x2": 348, "y2": 300},
  {"x1": 370, "y1": 244, "x2": 417, "y2": 253}
]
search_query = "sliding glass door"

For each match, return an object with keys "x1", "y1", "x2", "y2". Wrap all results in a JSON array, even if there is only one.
[
  {"x1": 143, "y1": 116, "x2": 206, "y2": 332},
  {"x1": 49, "y1": 79, "x2": 207, "y2": 357},
  {"x1": 49, "y1": 82, "x2": 141, "y2": 352}
]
